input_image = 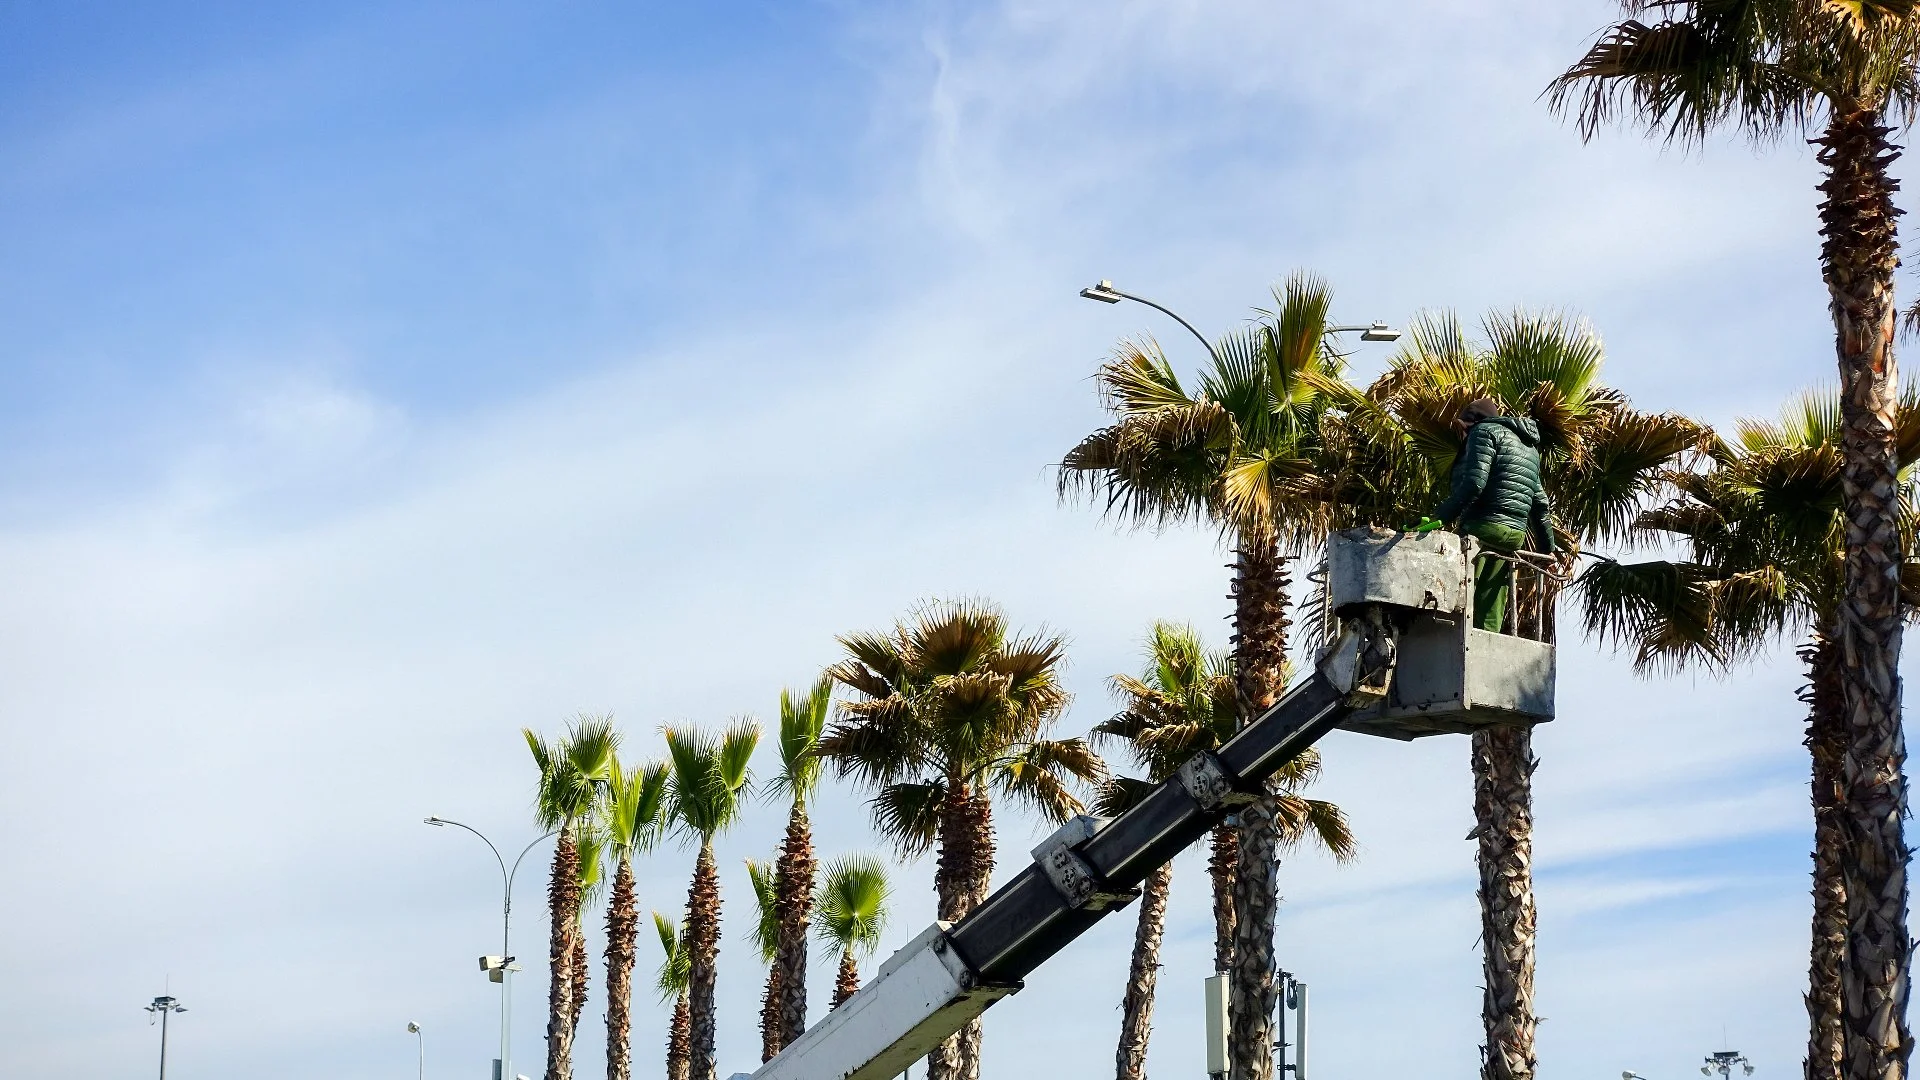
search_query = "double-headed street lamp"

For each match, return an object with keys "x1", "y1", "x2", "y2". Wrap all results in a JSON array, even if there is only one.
[
  {"x1": 145, "y1": 994, "x2": 186, "y2": 1080},
  {"x1": 424, "y1": 816, "x2": 556, "y2": 1080},
  {"x1": 1078, "y1": 279, "x2": 1401, "y2": 366},
  {"x1": 1702, "y1": 1050, "x2": 1755, "y2": 1077}
]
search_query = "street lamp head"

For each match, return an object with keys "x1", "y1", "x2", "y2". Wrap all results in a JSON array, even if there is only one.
[
  {"x1": 407, "y1": 1021, "x2": 421, "y2": 1034},
  {"x1": 1359, "y1": 322, "x2": 1402, "y2": 342},
  {"x1": 1079, "y1": 280, "x2": 1125, "y2": 304},
  {"x1": 424, "y1": 816, "x2": 444, "y2": 826}
]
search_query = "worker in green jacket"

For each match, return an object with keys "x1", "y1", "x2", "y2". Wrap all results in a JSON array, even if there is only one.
[{"x1": 1416, "y1": 397, "x2": 1559, "y2": 632}]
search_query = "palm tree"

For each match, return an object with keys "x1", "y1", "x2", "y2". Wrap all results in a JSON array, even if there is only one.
[
  {"x1": 1061, "y1": 272, "x2": 1360, "y2": 1080},
  {"x1": 604, "y1": 760, "x2": 669, "y2": 1080},
  {"x1": 663, "y1": 721, "x2": 759, "y2": 1080},
  {"x1": 652, "y1": 913, "x2": 691, "y2": 1080},
  {"x1": 1549, "y1": 13, "x2": 1920, "y2": 1076},
  {"x1": 571, "y1": 827, "x2": 607, "y2": 1044},
  {"x1": 525, "y1": 715, "x2": 618, "y2": 1080},
  {"x1": 1309, "y1": 311, "x2": 1701, "y2": 1080},
  {"x1": 1576, "y1": 388, "x2": 1920, "y2": 1080},
  {"x1": 1092, "y1": 622, "x2": 1357, "y2": 1080},
  {"x1": 814, "y1": 854, "x2": 892, "y2": 1007},
  {"x1": 818, "y1": 598, "x2": 1105, "y2": 1080},
  {"x1": 745, "y1": 858, "x2": 784, "y2": 1063},
  {"x1": 769, "y1": 677, "x2": 831, "y2": 1050}
]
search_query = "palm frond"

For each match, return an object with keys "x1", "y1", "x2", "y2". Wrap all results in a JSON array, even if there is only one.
[
  {"x1": 744, "y1": 858, "x2": 782, "y2": 965},
  {"x1": 814, "y1": 854, "x2": 892, "y2": 958}
]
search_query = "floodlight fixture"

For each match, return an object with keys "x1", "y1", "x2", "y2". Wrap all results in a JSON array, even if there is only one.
[{"x1": 1079, "y1": 280, "x2": 1125, "y2": 304}]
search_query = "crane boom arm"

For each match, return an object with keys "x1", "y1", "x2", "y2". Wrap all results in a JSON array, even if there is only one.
[{"x1": 753, "y1": 617, "x2": 1395, "y2": 1080}]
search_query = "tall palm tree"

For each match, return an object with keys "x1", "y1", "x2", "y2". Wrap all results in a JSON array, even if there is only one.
[
  {"x1": 604, "y1": 760, "x2": 669, "y2": 1080},
  {"x1": 1550, "y1": 12, "x2": 1920, "y2": 1076},
  {"x1": 818, "y1": 598, "x2": 1105, "y2": 1080},
  {"x1": 652, "y1": 913, "x2": 691, "y2": 1080},
  {"x1": 745, "y1": 858, "x2": 784, "y2": 1063},
  {"x1": 525, "y1": 715, "x2": 618, "y2": 1080},
  {"x1": 571, "y1": 827, "x2": 607, "y2": 1044},
  {"x1": 814, "y1": 854, "x2": 892, "y2": 1008},
  {"x1": 664, "y1": 721, "x2": 759, "y2": 1080},
  {"x1": 769, "y1": 677, "x2": 831, "y2": 1050},
  {"x1": 1309, "y1": 311, "x2": 1702, "y2": 1080},
  {"x1": 1092, "y1": 621, "x2": 1357, "y2": 1080},
  {"x1": 1061, "y1": 272, "x2": 1359, "y2": 1080},
  {"x1": 1577, "y1": 388, "x2": 1920, "y2": 1080}
]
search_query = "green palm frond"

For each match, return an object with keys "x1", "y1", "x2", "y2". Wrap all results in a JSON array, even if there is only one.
[
  {"x1": 664, "y1": 720, "x2": 760, "y2": 842},
  {"x1": 867, "y1": 780, "x2": 945, "y2": 857},
  {"x1": 992, "y1": 738, "x2": 1104, "y2": 824},
  {"x1": 525, "y1": 714, "x2": 619, "y2": 830},
  {"x1": 1273, "y1": 793, "x2": 1358, "y2": 863},
  {"x1": 652, "y1": 912, "x2": 689, "y2": 1000},
  {"x1": 769, "y1": 676, "x2": 833, "y2": 804},
  {"x1": 576, "y1": 825, "x2": 609, "y2": 912},
  {"x1": 815, "y1": 855, "x2": 892, "y2": 959},
  {"x1": 1573, "y1": 558, "x2": 1722, "y2": 672},
  {"x1": 607, "y1": 759, "x2": 671, "y2": 859},
  {"x1": 744, "y1": 858, "x2": 781, "y2": 965}
]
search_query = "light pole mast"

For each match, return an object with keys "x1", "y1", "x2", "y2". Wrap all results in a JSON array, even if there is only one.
[
  {"x1": 426, "y1": 816, "x2": 554, "y2": 1080},
  {"x1": 145, "y1": 995, "x2": 186, "y2": 1080}
]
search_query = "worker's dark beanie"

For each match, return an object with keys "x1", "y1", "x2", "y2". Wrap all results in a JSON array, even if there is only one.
[{"x1": 1464, "y1": 396, "x2": 1500, "y2": 419}]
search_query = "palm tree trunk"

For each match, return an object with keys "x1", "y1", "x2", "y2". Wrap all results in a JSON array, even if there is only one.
[
  {"x1": 1210, "y1": 825, "x2": 1237, "y2": 975},
  {"x1": 775, "y1": 799, "x2": 816, "y2": 1050},
  {"x1": 1228, "y1": 531, "x2": 1290, "y2": 1080},
  {"x1": 1475, "y1": 573, "x2": 1549, "y2": 1080},
  {"x1": 685, "y1": 841, "x2": 722, "y2": 1080},
  {"x1": 929, "y1": 781, "x2": 984, "y2": 1080},
  {"x1": 834, "y1": 950, "x2": 861, "y2": 1007},
  {"x1": 760, "y1": 966, "x2": 784, "y2": 1063},
  {"x1": 1805, "y1": 630, "x2": 1847, "y2": 1080},
  {"x1": 1115, "y1": 860, "x2": 1174, "y2": 1080},
  {"x1": 1815, "y1": 106, "x2": 1913, "y2": 1080},
  {"x1": 667, "y1": 994, "x2": 691, "y2": 1080},
  {"x1": 605, "y1": 857, "x2": 638, "y2": 1080},
  {"x1": 546, "y1": 828, "x2": 582, "y2": 1080},
  {"x1": 569, "y1": 930, "x2": 590, "y2": 1039},
  {"x1": 1472, "y1": 725, "x2": 1538, "y2": 1080}
]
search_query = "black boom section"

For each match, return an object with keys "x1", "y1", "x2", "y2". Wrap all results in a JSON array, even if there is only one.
[{"x1": 948, "y1": 671, "x2": 1353, "y2": 984}]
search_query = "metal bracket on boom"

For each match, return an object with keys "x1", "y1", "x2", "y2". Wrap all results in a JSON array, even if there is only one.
[
  {"x1": 1176, "y1": 751, "x2": 1257, "y2": 811},
  {"x1": 1031, "y1": 816, "x2": 1140, "y2": 912}
]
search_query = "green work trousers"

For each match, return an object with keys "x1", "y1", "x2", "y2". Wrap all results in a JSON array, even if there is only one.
[{"x1": 1464, "y1": 520, "x2": 1526, "y2": 633}]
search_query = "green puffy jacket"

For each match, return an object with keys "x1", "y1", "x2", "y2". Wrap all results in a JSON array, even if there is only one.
[{"x1": 1433, "y1": 415, "x2": 1558, "y2": 552}]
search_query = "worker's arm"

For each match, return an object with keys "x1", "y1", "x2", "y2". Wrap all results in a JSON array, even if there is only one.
[
  {"x1": 1528, "y1": 489, "x2": 1560, "y2": 554},
  {"x1": 1433, "y1": 424, "x2": 1495, "y2": 525}
]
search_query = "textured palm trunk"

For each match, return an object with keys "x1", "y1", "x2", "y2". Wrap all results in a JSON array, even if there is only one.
[
  {"x1": 1472, "y1": 725, "x2": 1538, "y2": 1080},
  {"x1": 546, "y1": 828, "x2": 581, "y2": 1080},
  {"x1": 1474, "y1": 573, "x2": 1549, "y2": 1080},
  {"x1": 928, "y1": 781, "x2": 990, "y2": 1080},
  {"x1": 605, "y1": 857, "x2": 638, "y2": 1080},
  {"x1": 1805, "y1": 630, "x2": 1847, "y2": 1080},
  {"x1": 666, "y1": 994, "x2": 691, "y2": 1080},
  {"x1": 834, "y1": 950, "x2": 861, "y2": 1007},
  {"x1": 1210, "y1": 825, "x2": 1237, "y2": 974},
  {"x1": 775, "y1": 799, "x2": 816, "y2": 1049},
  {"x1": 1815, "y1": 107, "x2": 1912, "y2": 1080},
  {"x1": 569, "y1": 930, "x2": 590, "y2": 1039},
  {"x1": 760, "y1": 967, "x2": 784, "y2": 1063},
  {"x1": 1115, "y1": 860, "x2": 1174, "y2": 1080},
  {"x1": 1228, "y1": 531, "x2": 1291, "y2": 1080},
  {"x1": 685, "y1": 842, "x2": 722, "y2": 1080}
]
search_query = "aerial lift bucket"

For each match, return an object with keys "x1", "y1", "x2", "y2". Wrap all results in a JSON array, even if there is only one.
[{"x1": 1322, "y1": 527, "x2": 1555, "y2": 740}]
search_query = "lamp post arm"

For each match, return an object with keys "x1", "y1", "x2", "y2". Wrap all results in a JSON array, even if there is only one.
[
  {"x1": 1107, "y1": 288, "x2": 1223, "y2": 368},
  {"x1": 505, "y1": 831, "x2": 560, "y2": 958}
]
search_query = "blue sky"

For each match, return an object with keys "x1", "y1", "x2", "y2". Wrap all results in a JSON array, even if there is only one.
[{"x1": 0, "y1": 2, "x2": 1901, "y2": 1079}]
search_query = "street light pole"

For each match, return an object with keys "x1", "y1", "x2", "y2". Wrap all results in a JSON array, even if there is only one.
[
  {"x1": 407, "y1": 1021, "x2": 424, "y2": 1080},
  {"x1": 1078, "y1": 280, "x2": 1402, "y2": 366},
  {"x1": 425, "y1": 817, "x2": 555, "y2": 1080},
  {"x1": 145, "y1": 995, "x2": 186, "y2": 1080}
]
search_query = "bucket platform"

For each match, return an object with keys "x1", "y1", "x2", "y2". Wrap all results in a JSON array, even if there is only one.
[{"x1": 1322, "y1": 527, "x2": 1555, "y2": 741}]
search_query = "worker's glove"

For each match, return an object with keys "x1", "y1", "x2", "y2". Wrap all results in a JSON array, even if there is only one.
[{"x1": 1409, "y1": 517, "x2": 1444, "y2": 535}]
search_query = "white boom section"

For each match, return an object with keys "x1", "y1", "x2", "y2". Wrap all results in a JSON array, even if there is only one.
[{"x1": 751, "y1": 923, "x2": 1017, "y2": 1080}]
